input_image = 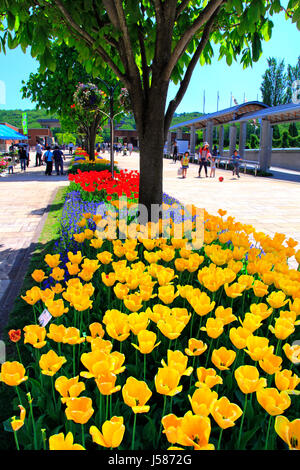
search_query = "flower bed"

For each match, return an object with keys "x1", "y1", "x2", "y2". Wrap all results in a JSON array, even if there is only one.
[{"x1": 1, "y1": 168, "x2": 299, "y2": 451}]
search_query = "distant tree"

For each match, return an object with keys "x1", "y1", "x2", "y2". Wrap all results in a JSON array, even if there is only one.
[
  {"x1": 286, "y1": 56, "x2": 300, "y2": 103},
  {"x1": 289, "y1": 122, "x2": 298, "y2": 137},
  {"x1": 260, "y1": 58, "x2": 287, "y2": 106},
  {"x1": 250, "y1": 134, "x2": 259, "y2": 149},
  {"x1": 273, "y1": 124, "x2": 280, "y2": 139},
  {"x1": 282, "y1": 130, "x2": 289, "y2": 148}
]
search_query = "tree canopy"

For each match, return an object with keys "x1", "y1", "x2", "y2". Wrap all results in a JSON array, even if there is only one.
[{"x1": 1, "y1": 1, "x2": 299, "y2": 207}]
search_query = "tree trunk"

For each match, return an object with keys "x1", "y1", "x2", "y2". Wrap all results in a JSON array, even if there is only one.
[{"x1": 137, "y1": 86, "x2": 168, "y2": 220}]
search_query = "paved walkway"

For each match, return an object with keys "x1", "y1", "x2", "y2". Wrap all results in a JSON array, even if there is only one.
[
  {"x1": 0, "y1": 154, "x2": 71, "y2": 337},
  {"x1": 116, "y1": 152, "x2": 300, "y2": 260}
]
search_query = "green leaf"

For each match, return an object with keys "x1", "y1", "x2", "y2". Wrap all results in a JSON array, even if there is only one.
[{"x1": 2, "y1": 418, "x2": 14, "y2": 433}]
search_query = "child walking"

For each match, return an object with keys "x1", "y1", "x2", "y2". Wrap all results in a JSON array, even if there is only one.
[
  {"x1": 209, "y1": 155, "x2": 216, "y2": 177},
  {"x1": 181, "y1": 151, "x2": 190, "y2": 178}
]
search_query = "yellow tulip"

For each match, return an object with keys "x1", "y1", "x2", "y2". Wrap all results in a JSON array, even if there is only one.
[
  {"x1": 0, "y1": 361, "x2": 28, "y2": 387},
  {"x1": 158, "y1": 285, "x2": 179, "y2": 305},
  {"x1": 11, "y1": 405, "x2": 26, "y2": 432},
  {"x1": 39, "y1": 350, "x2": 67, "y2": 376},
  {"x1": 235, "y1": 365, "x2": 267, "y2": 394},
  {"x1": 185, "y1": 338, "x2": 207, "y2": 357},
  {"x1": 250, "y1": 303, "x2": 273, "y2": 320},
  {"x1": 45, "y1": 299, "x2": 69, "y2": 318},
  {"x1": 47, "y1": 324, "x2": 67, "y2": 343},
  {"x1": 283, "y1": 343, "x2": 300, "y2": 364},
  {"x1": 65, "y1": 397, "x2": 94, "y2": 424},
  {"x1": 215, "y1": 306, "x2": 237, "y2": 325},
  {"x1": 244, "y1": 335, "x2": 272, "y2": 362},
  {"x1": 201, "y1": 318, "x2": 224, "y2": 339},
  {"x1": 155, "y1": 367, "x2": 182, "y2": 396},
  {"x1": 31, "y1": 269, "x2": 47, "y2": 283},
  {"x1": 55, "y1": 376, "x2": 86, "y2": 403},
  {"x1": 176, "y1": 411, "x2": 214, "y2": 450},
  {"x1": 229, "y1": 327, "x2": 252, "y2": 349},
  {"x1": 161, "y1": 350, "x2": 193, "y2": 377},
  {"x1": 188, "y1": 387, "x2": 218, "y2": 417},
  {"x1": 62, "y1": 327, "x2": 85, "y2": 345},
  {"x1": 211, "y1": 347, "x2": 236, "y2": 371},
  {"x1": 259, "y1": 352, "x2": 282, "y2": 375},
  {"x1": 23, "y1": 325, "x2": 47, "y2": 349},
  {"x1": 211, "y1": 397, "x2": 243, "y2": 429},
  {"x1": 267, "y1": 291, "x2": 289, "y2": 309},
  {"x1": 132, "y1": 330, "x2": 160, "y2": 354},
  {"x1": 274, "y1": 416, "x2": 300, "y2": 450},
  {"x1": 275, "y1": 369, "x2": 300, "y2": 392},
  {"x1": 45, "y1": 254, "x2": 61, "y2": 268},
  {"x1": 256, "y1": 388, "x2": 291, "y2": 416},
  {"x1": 123, "y1": 293, "x2": 143, "y2": 312},
  {"x1": 89, "y1": 417, "x2": 125, "y2": 448},
  {"x1": 269, "y1": 318, "x2": 295, "y2": 340},
  {"x1": 122, "y1": 377, "x2": 152, "y2": 413},
  {"x1": 49, "y1": 432, "x2": 85, "y2": 450}
]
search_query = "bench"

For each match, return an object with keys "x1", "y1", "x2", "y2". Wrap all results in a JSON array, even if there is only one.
[{"x1": 216, "y1": 157, "x2": 259, "y2": 176}]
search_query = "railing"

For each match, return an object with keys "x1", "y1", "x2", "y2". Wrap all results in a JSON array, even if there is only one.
[{"x1": 216, "y1": 157, "x2": 259, "y2": 176}]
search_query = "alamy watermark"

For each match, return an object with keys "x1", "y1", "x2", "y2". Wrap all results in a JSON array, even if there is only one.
[
  {"x1": 94, "y1": 197, "x2": 204, "y2": 250},
  {"x1": 292, "y1": 80, "x2": 300, "y2": 104},
  {"x1": 0, "y1": 80, "x2": 6, "y2": 105},
  {"x1": 0, "y1": 340, "x2": 6, "y2": 364}
]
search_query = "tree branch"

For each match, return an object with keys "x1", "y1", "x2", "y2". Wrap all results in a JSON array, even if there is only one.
[
  {"x1": 163, "y1": 0, "x2": 224, "y2": 80},
  {"x1": 138, "y1": 26, "x2": 150, "y2": 95},
  {"x1": 101, "y1": 0, "x2": 120, "y2": 28},
  {"x1": 53, "y1": 0, "x2": 129, "y2": 86},
  {"x1": 164, "y1": 10, "x2": 218, "y2": 137},
  {"x1": 175, "y1": 0, "x2": 191, "y2": 20}
]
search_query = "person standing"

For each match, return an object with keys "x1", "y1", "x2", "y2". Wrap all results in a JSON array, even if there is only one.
[
  {"x1": 181, "y1": 151, "x2": 190, "y2": 178},
  {"x1": 198, "y1": 142, "x2": 211, "y2": 177},
  {"x1": 44, "y1": 146, "x2": 53, "y2": 176},
  {"x1": 19, "y1": 147, "x2": 27, "y2": 172},
  {"x1": 128, "y1": 142, "x2": 133, "y2": 156},
  {"x1": 35, "y1": 141, "x2": 43, "y2": 167},
  {"x1": 232, "y1": 149, "x2": 243, "y2": 178},
  {"x1": 69, "y1": 142, "x2": 74, "y2": 155},
  {"x1": 172, "y1": 141, "x2": 178, "y2": 163},
  {"x1": 53, "y1": 146, "x2": 66, "y2": 175}
]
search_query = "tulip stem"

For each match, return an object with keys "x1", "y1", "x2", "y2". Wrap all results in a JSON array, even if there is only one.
[
  {"x1": 205, "y1": 340, "x2": 213, "y2": 368},
  {"x1": 131, "y1": 414, "x2": 137, "y2": 451},
  {"x1": 73, "y1": 345, "x2": 76, "y2": 376},
  {"x1": 15, "y1": 386, "x2": 23, "y2": 408},
  {"x1": 275, "y1": 339, "x2": 282, "y2": 357},
  {"x1": 157, "y1": 396, "x2": 167, "y2": 448},
  {"x1": 99, "y1": 393, "x2": 103, "y2": 425},
  {"x1": 109, "y1": 395, "x2": 112, "y2": 419},
  {"x1": 51, "y1": 376, "x2": 57, "y2": 411},
  {"x1": 217, "y1": 428, "x2": 223, "y2": 450},
  {"x1": 81, "y1": 424, "x2": 85, "y2": 447},
  {"x1": 237, "y1": 394, "x2": 248, "y2": 449},
  {"x1": 29, "y1": 398, "x2": 38, "y2": 450},
  {"x1": 106, "y1": 395, "x2": 109, "y2": 421},
  {"x1": 13, "y1": 430, "x2": 20, "y2": 450},
  {"x1": 189, "y1": 356, "x2": 196, "y2": 390},
  {"x1": 143, "y1": 355, "x2": 146, "y2": 381},
  {"x1": 265, "y1": 415, "x2": 273, "y2": 450}
]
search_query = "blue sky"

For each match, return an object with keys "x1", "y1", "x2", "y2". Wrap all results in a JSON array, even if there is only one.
[{"x1": 0, "y1": 6, "x2": 299, "y2": 114}]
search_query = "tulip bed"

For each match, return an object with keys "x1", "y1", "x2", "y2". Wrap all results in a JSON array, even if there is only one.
[{"x1": 1, "y1": 168, "x2": 300, "y2": 451}]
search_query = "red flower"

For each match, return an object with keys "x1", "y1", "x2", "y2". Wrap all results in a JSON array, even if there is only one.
[{"x1": 9, "y1": 329, "x2": 21, "y2": 343}]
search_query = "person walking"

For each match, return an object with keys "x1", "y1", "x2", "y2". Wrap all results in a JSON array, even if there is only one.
[
  {"x1": 53, "y1": 146, "x2": 66, "y2": 175},
  {"x1": 128, "y1": 142, "x2": 133, "y2": 156},
  {"x1": 232, "y1": 149, "x2": 243, "y2": 178},
  {"x1": 44, "y1": 146, "x2": 54, "y2": 176},
  {"x1": 181, "y1": 151, "x2": 190, "y2": 179},
  {"x1": 35, "y1": 141, "x2": 43, "y2": 167},
  {"x1": 198, "y1": 142, "x2": 211, "y2": 177},
  {"x1": 173, "y1": 141, "x2": 178, "y2": 163},
  {"x1": 69, "y1": 142, "x2": 74, "y2": 155},
  {"x1": 19, "y1": 147, "x2": 27, "y2": 172}
]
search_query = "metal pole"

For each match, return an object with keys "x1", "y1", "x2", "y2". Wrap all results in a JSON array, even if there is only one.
[{"x1": 110, "y1": 88, "x2": 114, "y2": 179}]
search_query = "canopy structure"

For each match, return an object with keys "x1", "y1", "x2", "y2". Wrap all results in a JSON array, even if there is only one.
[
  {"x1": 167, "y1": 101, "x2": 300, "y2": 171},
  {"x1": 0, "y1": 124, "x2": 28, "y2": 141}
]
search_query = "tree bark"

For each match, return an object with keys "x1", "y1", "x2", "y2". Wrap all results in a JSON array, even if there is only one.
[{"x1": 136, "y1": 84, "x2": 169, "y2": 219}]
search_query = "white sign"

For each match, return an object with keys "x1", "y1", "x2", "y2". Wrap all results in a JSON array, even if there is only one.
[
  {"x1": 38, "y1": 309, "x2": 52, "y2": 327},
  {"x1": 0, "y1": 340, "x2": 5, "y2": 364},
  {"x1": 177, "y1": 140, "x2": 189, "y2": 155}
]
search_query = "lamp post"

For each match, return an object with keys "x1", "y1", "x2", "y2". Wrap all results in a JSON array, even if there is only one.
[{"x1": 97, "y1": 79, "x2": 122, "y2": 179}]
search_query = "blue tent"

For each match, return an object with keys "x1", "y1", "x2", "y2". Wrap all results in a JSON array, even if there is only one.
[{"x1": 0, "y1": 124, "x2": 28, "y2": 140}]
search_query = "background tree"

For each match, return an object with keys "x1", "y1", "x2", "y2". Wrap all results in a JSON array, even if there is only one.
[
  {"x1": 22, "y1": 41, "x2": 123, "y2": 159},
  {"x1": 260, "y1": 57, "x2": 288, "y2": 106},
  {"x1": 286, "y1": 55, "x2": 300, "y2": 102},
  {"x1": 1, "y1": 1, "x2": 300, "y2": 210}
]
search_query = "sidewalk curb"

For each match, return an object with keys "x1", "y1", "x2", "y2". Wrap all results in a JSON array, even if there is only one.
[{"x1": 0, "y1": 187, "x2": 59, "y2": 339}]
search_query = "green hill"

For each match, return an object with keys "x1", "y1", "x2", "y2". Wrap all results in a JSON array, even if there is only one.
[{"x1": 0, "y1": 109, "x2": 57, "y2": 129}]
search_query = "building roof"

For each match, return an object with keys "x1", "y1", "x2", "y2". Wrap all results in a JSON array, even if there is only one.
[
  {"x1": 230, "y1": 102, "x2": 300, "y2": 125},
  {"x1": 0, "y1": 124, "x2": 28, "y2": 140},
  {"x1": 170, "y1": 101, "x2": 269, "y2": 130},
  {"x1": 37, "y1": 119, "x2": 61, "y2": 128}
]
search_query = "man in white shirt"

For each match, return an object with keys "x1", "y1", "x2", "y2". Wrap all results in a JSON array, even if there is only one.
[{"x1": 35, "y1": 141, "x2": 43, "y2": 167}]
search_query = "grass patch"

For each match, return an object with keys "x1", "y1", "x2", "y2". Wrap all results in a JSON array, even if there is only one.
[{"x1": 0, "y1": 186, "x2": 67, "y2": 450}]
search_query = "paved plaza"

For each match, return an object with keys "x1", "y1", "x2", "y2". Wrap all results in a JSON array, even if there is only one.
[
  {"x1": 0, "y1": 155, "x2": 70, "y2": 335},
  {"x1": 0, "y1": 150, "x2": 300, "y2": 336},
  {"x1": 116, "y1": 152, "x2": 300, "y2": 248}
]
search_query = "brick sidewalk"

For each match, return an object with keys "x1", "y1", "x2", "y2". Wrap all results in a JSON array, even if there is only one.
[{"x1": 0, "y1": 154, "x2": 71, "y2": 337}]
